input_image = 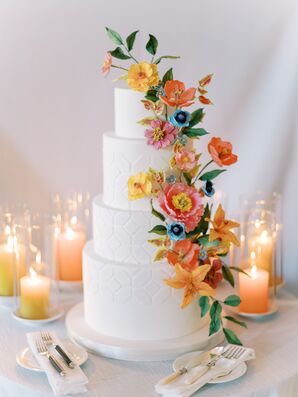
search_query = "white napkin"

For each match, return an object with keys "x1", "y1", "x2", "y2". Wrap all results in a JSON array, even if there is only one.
[
  {"x1": 27, "y1": 331, "x2": 88, "y2": 395},
  {"x1": 155, "y1": 345, "x2": 255, "y2": 397}
]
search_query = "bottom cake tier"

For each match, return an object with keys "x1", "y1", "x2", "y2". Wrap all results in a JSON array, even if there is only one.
[{"x1": 83, "y1": 241, "x2": 208, "y2": 341}]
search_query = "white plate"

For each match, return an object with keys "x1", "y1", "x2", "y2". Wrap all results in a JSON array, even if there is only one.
[
  {"x1": 16, "y1": 341, "x2": 88, "y2": 372},
  {"x1": 173, "y1": 349, "x2": 247, "y2": 384},
  {"x1": 59, "y1": 280, "x2": 83, "y2": 293},
  {"x1": 66, "y1": 303, "x2": 226, "y2": 362},
  {"x1": 12, "y1": 307, "x2": 64, "y2": 325}
]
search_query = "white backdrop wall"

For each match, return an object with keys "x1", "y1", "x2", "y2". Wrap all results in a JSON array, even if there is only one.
[{"x1": 0, "y1": 0, "x2": 297, "y2": 291}]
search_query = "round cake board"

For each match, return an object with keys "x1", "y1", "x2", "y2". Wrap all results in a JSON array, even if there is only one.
[{"x1": 65, "y1": 303, "x2": 225, "y2": 362}]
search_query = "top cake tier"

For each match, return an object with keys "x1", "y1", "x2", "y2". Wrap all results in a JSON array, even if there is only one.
[{"x1": 114, "y1": 88, "x2": 148, "y2": 139}]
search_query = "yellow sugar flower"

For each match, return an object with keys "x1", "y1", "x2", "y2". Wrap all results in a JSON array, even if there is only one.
[
  {"x1": 128, "y1": 172, "x2": 152, "y2": 201},
  {"x1": 209, "y1": 204, "x2": 240, "y2": 246},
  {"x1": 127, "y1": 62, "x2": 159, "y2": 92},
  {"x1": 164, "y1": 264, "x2": 215, "y2": 308}
]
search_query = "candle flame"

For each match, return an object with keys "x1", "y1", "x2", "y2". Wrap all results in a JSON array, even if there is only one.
[
  {"x1": 250, "y1": 251, "x2": 256, "y2": 260},
  {"x1": 66, "y1": 226, "x2": 74, "y2": 240},
  {"x1": 70, "y1": 216, "x2": 77, "y2": 226},
  {"x1": 251, "y1": 264, "x2": 257, "y2": 279},
  {"x1": 259, "y1": 230, "x2": 268, "y2": 244},
  {"x1": 36, "y1": 251, "x2": 41, "y2": 264},
  {"x1": 4, "y1": 225, "x2": 11, "y2": 235},
  {"x1": 29, "y1": 267, "x2": 38, "y2": 280},
  {"x1": 254, "y1": 220, "x2": 261, "y2": 229},
  {"x1": 7, "y1": 235, "x2": 14, "y2": 252}
]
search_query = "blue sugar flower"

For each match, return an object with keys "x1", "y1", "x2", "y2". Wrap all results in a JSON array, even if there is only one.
[
  {"x1": 169, "y1": 110, "x2": 191, "y2": 128},
  {"x1": 202, "y1": 180, "x2": 215, "y2": 197},
  {"x1": 199, "y1": 248, "x2": 208, "y2": 261},
  {"x1": 166, "y1": 175, "x2": 177, "y2": 185},
  {"x1": 167, "y1": 222, "x2": 186, "y2": 241},
  {"x1": 179, "y1": 135, "x2": 188, "y2": 146}
]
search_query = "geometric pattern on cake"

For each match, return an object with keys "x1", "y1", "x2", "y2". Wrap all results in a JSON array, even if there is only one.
[
  {"x1": 84, "y1": 241, "x2": 207, "y2": 341},
  {"x1": 102, "y1": 132, "x2": 172, "y2": 211},
  {"x1": 83, "y1": 88, "x2": 207, "y2": 342},
  {"x1": 93, "y1": 195, "x2": 161, "y2": 264}
]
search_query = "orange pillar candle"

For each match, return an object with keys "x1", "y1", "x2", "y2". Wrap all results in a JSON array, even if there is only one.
[
  {"x1": 57, "y1": 226, "x2": 86, "y2": 281},
  {"x1": 239, "y1": 265, "x2": 269, "y2": 313}
]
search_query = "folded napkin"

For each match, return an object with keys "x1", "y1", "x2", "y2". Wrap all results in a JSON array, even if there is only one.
[
  {"x1": 155, "y1": 345, "x2": 255, "y2": 397},
  {"x1": 27, "y1": 331, "x2": 88, "y2": 395}
]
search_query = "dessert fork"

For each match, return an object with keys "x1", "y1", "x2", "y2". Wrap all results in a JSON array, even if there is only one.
[
  {"x1": 41, "y1": 331, "x2": 75, "y2": 368},
  {"x1": 186, "y1": 345, "x2": 246, "y2": 385},
  {"x1": 36, "y1": 338, "x2": 66, "y2": 377}
]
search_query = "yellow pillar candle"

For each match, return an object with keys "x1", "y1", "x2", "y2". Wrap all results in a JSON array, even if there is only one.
[
  {"x1": 20, "y1": 268, "x2": 50, "y2": 319},
  {"x1": 239, "y1": 265, "x2": 269, "y2": 313},
  {"x1": 0, "y1": 236, "x2": 26, "y2": 296},
  {"x1": 57, "y1": 226, "x2": 86, "y2": 281}
]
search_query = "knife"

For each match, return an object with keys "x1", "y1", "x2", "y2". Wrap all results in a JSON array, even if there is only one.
[{"x1": 159, "y1": 351, "x2": 212, "y2": 385}]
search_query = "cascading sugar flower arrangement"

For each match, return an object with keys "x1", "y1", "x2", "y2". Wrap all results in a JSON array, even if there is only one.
[{"x1": 102, "y1": 27, "x2": 246, "y2": 345}]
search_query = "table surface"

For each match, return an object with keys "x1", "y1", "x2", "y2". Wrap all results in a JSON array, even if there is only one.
[{"x1": 1, "y1": 289, "x2": 298, "y2": 397}]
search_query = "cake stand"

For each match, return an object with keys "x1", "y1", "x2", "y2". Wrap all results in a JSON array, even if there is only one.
[{"x1": 66, "y1": 303, "x2": 225, "y2": 362}]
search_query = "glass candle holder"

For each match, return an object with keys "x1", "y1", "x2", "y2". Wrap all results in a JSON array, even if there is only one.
[
  {"x1": 240, "y1": 191, "x2": 283, "y2": 287},
  {"x1": 0, "y1": 207, "x2": 28, "y2": 303},
  {"x1": 52, "y1": 192, "x2": 90, "y2": 282},
  {"x1": 15, "y1": 213, "x2": 60, "y2": 320},
  {"x1": 238, "y1": 208, "x2": 276, "y2": 314}
]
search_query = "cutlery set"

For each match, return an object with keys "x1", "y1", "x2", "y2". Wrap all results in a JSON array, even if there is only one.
[
  {"x1": 36, "y1": 331, "x2": 75, "y2": 376},
  {"x1": 160, "y1": 345, "x2": 246, "y2": 386}
]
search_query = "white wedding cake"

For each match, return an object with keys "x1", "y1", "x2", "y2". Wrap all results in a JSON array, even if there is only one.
[{"x1": 83, "y1": 88, "x2": 208, "y2": 341}]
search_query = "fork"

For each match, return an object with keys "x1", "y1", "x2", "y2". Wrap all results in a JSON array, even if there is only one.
[
  {"x1": 41, "y1": 331, "x2": 75, "y2": 369},
  {"x1": 186, "y1": 345, "x2": 246, "y2": 385},
  {"x1": 36, "y1": 338, "x2": 66, "y2": 377}
]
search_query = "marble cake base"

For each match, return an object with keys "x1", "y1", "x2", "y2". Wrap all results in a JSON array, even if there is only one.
[{"x1": 65, "y1": 303, "x2": 225, "y2": 362}]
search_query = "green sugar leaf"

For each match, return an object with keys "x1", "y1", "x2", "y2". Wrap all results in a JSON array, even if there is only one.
[
  {"x1": 126, "y1": 30, "x2": 139, "y2": 51},
  {"x1": 105, "y1": 27, "x2": 123, "y2": 45},
  {"x1": 146, "y1": 34, "x2": 158, "y2": 56}
]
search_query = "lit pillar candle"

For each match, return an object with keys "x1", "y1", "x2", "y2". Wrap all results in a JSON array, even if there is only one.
[
  {"x1": 248, "y1": 229, "x2": 273, "y2": 285},
  {"x1": 0, "y1": 236, "x2": 26, "y2": 296},
  {"x1": 239, "y1": 261, "x2": 269, "y2": 313},
  {"x1": 57, "y1": 226, "x2": 86, "y2": 281},
  {"x1": 20, "y1": 268, "x2": 50, "y2": 319}
]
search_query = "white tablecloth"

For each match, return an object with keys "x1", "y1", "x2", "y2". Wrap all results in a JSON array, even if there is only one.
[{"x1": 1, "y1": 290, "x2": 298, "y2": 397}]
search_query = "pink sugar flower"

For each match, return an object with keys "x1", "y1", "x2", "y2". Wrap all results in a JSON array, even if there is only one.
[
  {"x1": 101, "y1": 52, "x2": 112, "y2": 76},
  {"x1": 145, "y1": 120, "x2": 178, "y2": 150},
  {"x1": 159, "y1": 182, "x2": 204, "y2": 232},
  {"x1": 174, "y1": 149, "x2": 198, "y2": 172}
]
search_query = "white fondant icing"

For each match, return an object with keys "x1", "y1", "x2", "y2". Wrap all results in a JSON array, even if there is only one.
[
  {"x1": 114, "y1": 88, "x2": 148, "y2": 139},
  {"x1": 93, "y1": 195, "x2": 160, "y2": 264},
  {"x1": 102, "y1": 132, "x2": 172, "y2": 211},
  {"x1": 83, "y1": 241, "x2": 208, "y2": 341}
]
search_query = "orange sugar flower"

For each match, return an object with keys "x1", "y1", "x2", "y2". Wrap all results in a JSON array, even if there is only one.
[
  {"x1": 164, "y1": 264, "x2": 215, "y2": 308},
  {"x1": 208, "y1": 137, "x2": 238, "y2": 167},
  {"x1": 160, "y1": 80, "x2": 196, "y2": 108},
  {"x1": 209, "y1": 204, "x2": 240, "y2": 247},
  {"x1": 167, "y1": 240, "x2": 200, "y2": 272}
]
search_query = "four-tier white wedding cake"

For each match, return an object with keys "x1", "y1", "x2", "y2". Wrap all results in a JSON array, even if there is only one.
[{"x1": 83, "y1": 88, "x2": 207, "y2": 341}]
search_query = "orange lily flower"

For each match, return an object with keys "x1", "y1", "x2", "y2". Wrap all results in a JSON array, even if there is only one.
[
  {"x1": 209, "y1": 204, "x2": 240, "y2": 246},
  {"x1": 199, "y1": 74, "x2": 213, "y2": 88},
  {"x1": 199, "y1": 95, "x2": 213, "y2": 105},
  {"x1": 164, "y1": 264, "x2": 215, "y2": 308},
  {"x1": 160, "y1": 80, "x2": 196, "y2": 108}
]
